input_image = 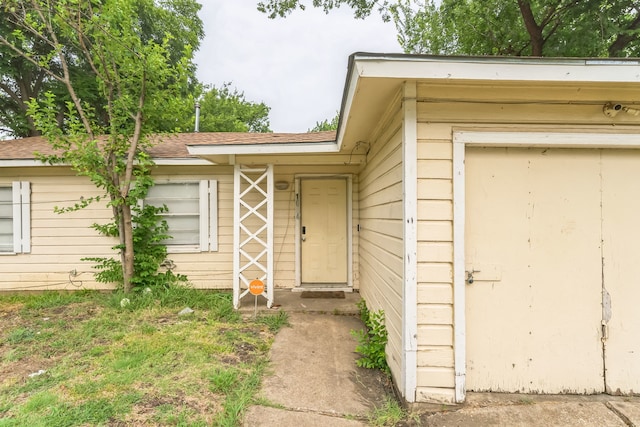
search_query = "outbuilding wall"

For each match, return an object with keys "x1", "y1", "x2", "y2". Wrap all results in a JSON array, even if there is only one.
[
  {"x1": 357, "y1": 92, "x2": 406, "y2": 384},
  {"x1": 413, "y1": 81, "x2": 640, "y2": 403}
]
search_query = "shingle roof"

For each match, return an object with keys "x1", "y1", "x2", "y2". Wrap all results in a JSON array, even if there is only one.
[{"x1": 0, "y1": 131, "x2": 337, "y2": 160}]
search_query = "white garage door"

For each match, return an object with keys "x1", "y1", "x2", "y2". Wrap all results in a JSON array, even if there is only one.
[{"x1": 465, "y1": 147, "x2": 640, "y2": 394}]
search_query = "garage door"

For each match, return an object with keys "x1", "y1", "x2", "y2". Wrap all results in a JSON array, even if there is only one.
[{"x1": 465, "y1": 147, "x2": 640, "y2": 394}]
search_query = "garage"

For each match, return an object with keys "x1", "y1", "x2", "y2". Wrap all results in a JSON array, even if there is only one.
[{"x1": 464, "y1": 144, "x2": 640, "y2": 395}]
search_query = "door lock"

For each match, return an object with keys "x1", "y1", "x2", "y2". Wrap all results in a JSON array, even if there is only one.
[{"x1": 466, "y1": 269, "x2": 480, "y2": 284}]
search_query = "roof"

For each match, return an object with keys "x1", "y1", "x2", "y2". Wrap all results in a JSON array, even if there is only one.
[
  {"x1": 0, "y1": 131, "x2": 337, "y2": 162},
  {"x1": 337, "y1": 53, "x2": 640, "y2": 149}
]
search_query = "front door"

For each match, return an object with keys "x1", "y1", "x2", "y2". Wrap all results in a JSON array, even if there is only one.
[{"x1": 300, "y1": 178, "x2": 348, "y2": 285}]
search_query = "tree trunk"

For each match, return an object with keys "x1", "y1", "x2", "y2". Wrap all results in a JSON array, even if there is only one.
[
  {"x1": 517, "y1": 0, "x2": 544, "y2": 56},
  {"x1": 121, "y1": 203, "x2": 135, "y2": 293}
]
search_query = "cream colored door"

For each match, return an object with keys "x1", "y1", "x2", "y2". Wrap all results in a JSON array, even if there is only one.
[
  {"x1": 300, "y1": 178, "x2": 348, "y2": 285},
  {"x1": 465, "y1": 148, "x2": 604, "y2": 393},
  {"x1": 601, "y1": 150, "x2": 640, "y2": 394}
]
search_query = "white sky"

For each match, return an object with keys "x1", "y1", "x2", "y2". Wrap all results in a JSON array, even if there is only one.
[{"x1": 193, "y1": 2, "x2": 402, "y2": 132}]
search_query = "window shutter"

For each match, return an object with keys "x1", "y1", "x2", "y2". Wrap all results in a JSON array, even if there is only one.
[
  {"x1": 209, "y1": 180, "x2": 218, "y2": 252},
  {"x1": 12, "y1": 182, "x2": 30, "y2": 253},
  {"x1": 197, "y1": 180, "x2": 218, "y2": 252}
]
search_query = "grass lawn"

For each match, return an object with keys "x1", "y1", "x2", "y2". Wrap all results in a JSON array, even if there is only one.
[{"x1": 0, "y1": 287, "x2": 289, "y2": 426}]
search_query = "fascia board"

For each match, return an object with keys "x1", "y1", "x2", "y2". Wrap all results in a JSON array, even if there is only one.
[
  {"x1": 351, "y1": 55, "x2": 640, "y2": 84},
  {"x1": 186, "y1": 141, "x2": 339, "y2": 156},
  {"x1": 0, "y1": 158, "x2": 214, "y2": 167}
]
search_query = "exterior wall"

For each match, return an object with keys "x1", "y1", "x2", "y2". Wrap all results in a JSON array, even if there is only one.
[
  {"x1": 0, "y1": 168, "x2": 114, "y2": 291},
  {"x1": 414, "y1": 82, "x2": 640, "y2": 403},
  {"x1": 357, "y1": 95, "x2": 405, "y2": 384},
  {"x1": 415, "y1": 125, "x2": 456, "y2": 402},
  {"x1": 0, "y1": 163, "x2": 359, "y2": 292}
]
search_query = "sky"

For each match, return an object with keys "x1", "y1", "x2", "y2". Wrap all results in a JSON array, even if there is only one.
[{"x1": 193, "y1": 2, "x2": 402, "y2": 133}]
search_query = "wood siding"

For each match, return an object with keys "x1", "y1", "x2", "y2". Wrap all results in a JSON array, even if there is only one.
[
  {"x1": 358, "y1": 98, "x2": 405, "y2": 385},
  {"x1": 0, "y1": 164, "x2": 358, "y2": 292},
  {"x1": 414, "y1": 82, "x2": 640, "y2": 403}
]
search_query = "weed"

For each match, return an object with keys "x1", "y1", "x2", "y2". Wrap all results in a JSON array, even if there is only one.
[
  {"x1": 369, "y1": 397, "x2": 406, "y2": 426},
  {"x1": 207, "y1": 367, "x2": 242, "y2": 394},
  {"x1": 5, "y1": 327, "x2": 36, "y2": 344},
  {"x1": 213, "y1": 361, "x2": 266, "y2": 427},
  {"x1": 254, "y1": 311, "x2": 290, "y2": 332},
  {"x1": 351, "y1": 299, "x2": 389, "y2": 373}
]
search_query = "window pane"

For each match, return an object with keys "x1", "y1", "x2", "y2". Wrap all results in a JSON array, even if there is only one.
[
  {"x1": 147, "y1": 183, "x2": 200, "y2": 246},
  {"x1": 162, "y1": 215, "x2": 199, "y2": 245}
]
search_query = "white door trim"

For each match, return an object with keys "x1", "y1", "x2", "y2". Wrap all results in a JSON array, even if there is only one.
[
  {"x1": 294, "y1": 174, "x2": 353, "y2": 290},
  {"x1": 452, "y1": 129, "x2": 640, "y2": 403}
]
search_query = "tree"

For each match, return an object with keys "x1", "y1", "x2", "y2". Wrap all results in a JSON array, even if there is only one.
[
  {"x1": 194, "y1": 83, "x2": 271, "y2": 133},
  {"x1": 257, "y1": 0, "x2": 640, "y2": 57},
  {"x1": 308, "y1": 112, "x2": 339, "y2": 132},
  {"x1": 0, "y1": 0, "x2": 196, "y2": 292},
  {"x1": 391, "y1": 0, "x2": 640, "y2": 57},
  {"x1": 0, "y1": 0, "x2": 203, "y2": 138}
]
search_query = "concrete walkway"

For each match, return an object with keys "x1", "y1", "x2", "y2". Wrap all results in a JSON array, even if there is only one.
[
  {"x1": 240, "y1": 290, "x2": 640, "y2": 426},
  {"x1": 242, "y1": 311, "x2": 390, "y2": 426},
  {"x1": 421, "y1": 393, "x2": 640, "y2": 427}
]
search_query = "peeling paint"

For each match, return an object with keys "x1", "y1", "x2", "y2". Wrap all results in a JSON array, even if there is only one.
[{"x1": 602, "y1": 287, "x2": 612, "y2": 324}]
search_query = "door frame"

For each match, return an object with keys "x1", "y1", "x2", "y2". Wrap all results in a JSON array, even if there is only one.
[
  {"x1": 294, "y1": 174, "x2": 353, "y2": 290},
  {"x1": 451, "y1": 129, "x2": 640, "y2": 403}
]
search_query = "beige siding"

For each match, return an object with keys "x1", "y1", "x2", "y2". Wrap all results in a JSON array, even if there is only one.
[
  {"x1": 358, "y1": 101, "x2": 405, "y2": 384},
  {"x1": 414, "y1": 82, "x2": 640, "y2": 402},
  {"x1": 0, "y1": 171, "x2": 114, "y2": 291},
  {"x1": 415, "y1": 125, "x2": 456, "y2": 401},
  {"x1": 0, "y1": 164, "x2": 358, "y2": 292}
]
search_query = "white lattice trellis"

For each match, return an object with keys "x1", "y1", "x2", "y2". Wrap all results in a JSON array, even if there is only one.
[{"x1": 233, "y1": 164, "x2": 274, "y2": 309}]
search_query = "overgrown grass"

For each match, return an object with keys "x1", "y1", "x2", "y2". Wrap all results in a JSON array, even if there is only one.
[
  {"x1": 369, "y1": 397, "x2": 407, "y2": 426},
  {"x1": 0, "y1": 287, "x2": 288, "y2": 426}
]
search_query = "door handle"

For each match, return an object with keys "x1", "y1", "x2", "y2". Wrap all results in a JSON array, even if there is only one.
[{"x1": 301, "y1": 226, "x2": 306, "y2": 241}]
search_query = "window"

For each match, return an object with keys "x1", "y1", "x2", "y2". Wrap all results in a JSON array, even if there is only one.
[
  {"x1": 145, "y1": 180, "x2": 217, "y2": 252},
  {"x1": 0, "y1": 182, "x2": 30, "y2": 254}
]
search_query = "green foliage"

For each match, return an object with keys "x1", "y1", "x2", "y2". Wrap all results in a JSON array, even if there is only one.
[
  {"x1": 194, "y1": 83, "x2": 271, "y2": 133},
  {"x1": 84, "y1": 199, "x2": 186, "y2": 291},
  {"x1": 351, "y1": 299, "x2": 389, "y2": 373},
  {"x1": 259, "y1": 0, "x2": 640, "y2": 58},
  {"x1": 391, "y1": 0, "x2": 640, "y2": 57},
  {"x1": 0, "y1": 0, "x2": 204, "y2": 138},
  {"x1": 258, "y1": 0, "x2": 392, "y2": 20},
  {"x1": 2, "y1": 0, "x2": 200, "y2": 291},
  {"x1": 308, "y1": 111, "x2": 339, "y2": 132}
]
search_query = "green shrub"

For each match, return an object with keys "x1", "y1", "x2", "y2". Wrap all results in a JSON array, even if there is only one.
[{"x1": 351, "y1": 299, "x2": 389, "y2": 373}]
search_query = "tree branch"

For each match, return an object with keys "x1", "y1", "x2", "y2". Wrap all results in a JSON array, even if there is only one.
[{"x1": 608, "y1": 8, "x2": 640, "y2": 57}]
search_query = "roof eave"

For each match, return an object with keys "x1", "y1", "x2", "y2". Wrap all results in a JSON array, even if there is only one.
[
  {"x1": 186, "y1": 140, "x2": 339, "y2": 156},
  {"x1": 336, "y1": 53, "x2": 640, "y2": 150}
]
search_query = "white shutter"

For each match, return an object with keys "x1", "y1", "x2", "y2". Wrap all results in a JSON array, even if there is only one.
[
  {"x1": 198, "y1": 179, "x2": 218, "y2": 252},
  {"x1": 12, "y1": 181, "x2": 30, "y2": 253}
]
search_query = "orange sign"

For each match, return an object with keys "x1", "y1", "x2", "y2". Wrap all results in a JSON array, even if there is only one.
[{"x1": 249, "y1": 279, "x2": 265, "y2": 296}]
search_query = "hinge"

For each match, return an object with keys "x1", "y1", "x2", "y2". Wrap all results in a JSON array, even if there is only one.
[{"x1": 601, "y1": 321, "x2": 608, "y2": 342}]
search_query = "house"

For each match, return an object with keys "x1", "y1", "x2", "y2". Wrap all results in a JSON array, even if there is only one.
[{"x1": 1, "y1": 53, "x2": 640, "y2": 404}]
